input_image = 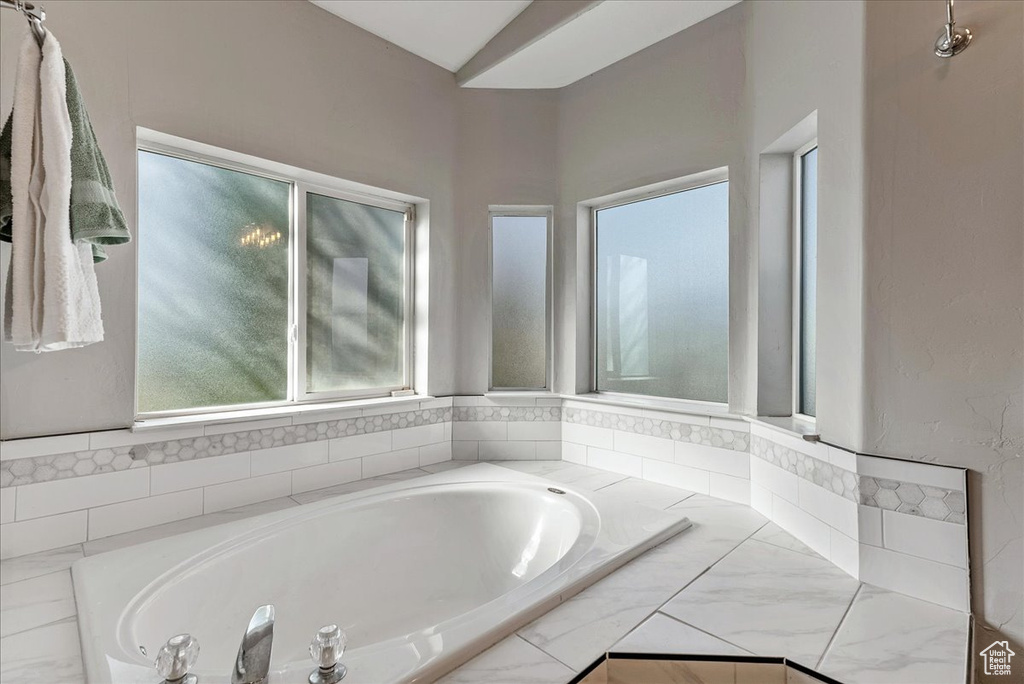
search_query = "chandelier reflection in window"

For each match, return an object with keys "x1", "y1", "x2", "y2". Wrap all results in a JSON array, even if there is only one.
[{"x1": 240, "y1": 222, "x2": 282, "y2": 248}]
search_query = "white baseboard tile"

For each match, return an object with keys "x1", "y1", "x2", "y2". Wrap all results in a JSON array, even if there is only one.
[
  {"x1": 151, "y1": 452, "x2": 250, "y2": 496},
  {"x1": 290, "y1": 459, "x2": 361, "y2": 494},
  {"x1": 203, "y1": 473, "x2": 291, "y2": 514},
  {"x1": 797, "y1": 479, "x2": 858, "y2": 540},
  {"x1": 709, "y1": 473, "x2": 750, "y2": 505},
  {"x1": 418, "y1": 442, "x2": 452, "y2": 467},
  {"x1": 674, "y1": 442, "x2": 749, "y2": 478},
  {"x1": 587, "y1": 448, "x2": 642, "y2": 478},
  {"x1": 829, "y1": 528, "x2": 859, "y2": 578},
  {"x1": 251, "y1": 441, "x2": 328, "y2": 477},
  {"x1": 451, "y1": 421, "x2": 508, "y2": 441},
  {"x1": 88, "y1": 489, "x2": 203, "y2": 540},
  {"x1": 0, "y1": 511, "x2": 88, "y2": 559},
  {"x1": 749, "y1": 457, "x2": 798, "y2": 504},
  {"x1": 642, "y1": 458, "x2": 710, "y2": 495},
  {"x1": 452, "y1": 441, "x2": 479, "y2": 461},
  {"x1": 881, "y1": 510, "x2": 968, "y2": 569},
  {"x1": 750, "y1": 483, "x2": 771, "y2": 518},
  {"x1": 771, "y1": 494, "x2": 831, "y2": 559},
  {"x1": 562, "y1": 441, "x2": 586, "y2": 464},
  {"x1": 859, "y1": 543, "x2": 969, "y2": 612},
  {"x1": 362, "y1": 448, "x2": 420, "y2": 478},
  {"x1": 1, "y1": 487, "x2": 15, "y2": 524},
  {"x1": 858, "y1": 505, "x2": 883, "y2": 547},
  {"x1": 328, "y1": 431, "x2": 392, "y2": 462},
  {"x1": 16, "y1": 468, "x2": 151, "y2": 521},
  {"x1": 612, "y1": 431, "x2": 673, "y2": 463},
  {"x1": 536, "y1": 442, "x2": 561, "y2": 460},
  {"x1": 478, "y1": 441, "x2": 537, "y2": 461},
  {"x1": 561, "y1": 423, "x2": 614, "y2": 449}
]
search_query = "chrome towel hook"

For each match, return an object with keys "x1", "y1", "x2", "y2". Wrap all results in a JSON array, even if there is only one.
[{"x1": 935, "y1": 0, "x2": 973, "y2": 58}]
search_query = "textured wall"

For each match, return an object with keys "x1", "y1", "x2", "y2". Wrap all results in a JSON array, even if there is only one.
[
  {"x1": 862, "y1": 0, "x2": 1024, "y2": 669},
  {"x1": 0, "y1": 0, "x2": 461, "y2": 438}
]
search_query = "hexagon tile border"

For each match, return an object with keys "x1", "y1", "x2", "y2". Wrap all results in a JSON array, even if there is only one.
[{"x1": 751, "y1": 435, "x2": 965, "y2": 525}]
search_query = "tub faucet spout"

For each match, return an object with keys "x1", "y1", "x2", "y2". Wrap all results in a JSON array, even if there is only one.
[{"x1": 232, "y1": 605, "x2": 275, "y2": 684}]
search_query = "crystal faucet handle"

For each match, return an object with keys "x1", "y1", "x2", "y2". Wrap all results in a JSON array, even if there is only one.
[
  {"x1": 155, "y1": 633, "x2": 200, "y2": 684},
  {"x1": 309, "y1": 625, "x2": 347, "y2": 683}
]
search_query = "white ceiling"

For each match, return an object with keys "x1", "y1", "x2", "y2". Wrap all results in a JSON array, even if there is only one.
[
  {"x1": 310, "y1": 0, "x2": 532, "y2": 72},
  {"x1": 463, "y1": 0, "x2": 742, "y2": 89}
]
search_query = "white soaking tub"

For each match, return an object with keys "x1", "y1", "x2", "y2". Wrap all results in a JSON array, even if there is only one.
[{"x1": 73, "y1": 463, "x2": 690, "y2": 683}]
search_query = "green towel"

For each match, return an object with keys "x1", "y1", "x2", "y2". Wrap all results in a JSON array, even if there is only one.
[{"x1": 0, "y1": 58, "x2": 130, "y2": 262}]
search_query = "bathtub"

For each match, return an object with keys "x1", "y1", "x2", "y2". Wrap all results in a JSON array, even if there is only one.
[{"x1": 73, "y1": 463, "x2": 690, "y2": 683}]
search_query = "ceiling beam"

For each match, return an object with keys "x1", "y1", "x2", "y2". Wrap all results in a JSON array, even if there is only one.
[{"x1": 457, "y1": 0, "x2": 602, "y2": 87}]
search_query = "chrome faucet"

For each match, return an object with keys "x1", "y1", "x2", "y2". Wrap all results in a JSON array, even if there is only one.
[{"x1": 231, "y1": 605, "x2": 275, "y2": 684}]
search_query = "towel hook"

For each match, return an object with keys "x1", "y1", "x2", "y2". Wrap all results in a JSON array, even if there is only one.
[
  {"x1": 0, "y1": 0, "x2": 46, "y2": 46},
  {"x1": 934, "y1": 0, "x2": 972, "y2": 58}
]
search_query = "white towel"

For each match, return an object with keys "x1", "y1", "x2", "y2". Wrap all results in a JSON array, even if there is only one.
[{"x1": 4, "y1": 31, "x2": 103, "y2": 351}]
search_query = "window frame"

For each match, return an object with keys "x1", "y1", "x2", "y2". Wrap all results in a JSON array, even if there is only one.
[
  {"x1": 135, "y1": 135, "x2": 415, "y2": 420},
  {"x1": 487, "y1": 206, "x2": 553, "y2": 392},
  {"x1": 792, "y1": 138, "x2": 818, "y2": 421},
  {"x1": 588, "y1": 167, "x2": 730, "y2": 409}
]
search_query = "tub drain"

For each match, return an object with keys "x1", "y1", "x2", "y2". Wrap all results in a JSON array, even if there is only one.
[{"x1": 547, "y1": 487, "x2": 566, "y2": 495}]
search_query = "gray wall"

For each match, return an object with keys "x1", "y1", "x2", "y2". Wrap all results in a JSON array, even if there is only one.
[
  {"x1": 861, "y1": 0, "x2": 1024, "y2": 663},
  {"x1": 0, "y1": 0, "x2": 461, "y2": 437}
]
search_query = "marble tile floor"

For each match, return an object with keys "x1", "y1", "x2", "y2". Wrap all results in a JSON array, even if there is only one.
[{"x1": 0, "y1": 461, "x2": 969, "y2": 684}]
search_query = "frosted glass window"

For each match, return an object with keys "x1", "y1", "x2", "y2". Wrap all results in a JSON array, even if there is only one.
[
  {"x1": 137, "y1": 150, "x2": 290, "y2": 413},
  {"x1": 491, "y1": 215, "x2": 549, "y2": 389},
  {"x1": 596, "y1": 181, "x2": 729, "y2": 402},
  {"x1": 306, "y1": 194, "x2": 407, "y2": 393},
  {"x1": 798, "y1": 147, "x2": 818, "y2": 416}
]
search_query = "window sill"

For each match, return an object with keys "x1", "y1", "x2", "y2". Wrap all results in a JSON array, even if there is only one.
[
  {"x1": 748, "y1": 415, "x2": 820, "y2": 442},
  {"x1": 133, "y1": 395, "x2": 437, "y2": 432},
  {"x1": 563, "y1": 392, "x2": 742, "y2": 421}
]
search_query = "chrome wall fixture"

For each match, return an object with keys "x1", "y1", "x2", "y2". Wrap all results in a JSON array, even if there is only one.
[
  {"x1": 935, "y1": 0, "x2": 973, "y2": 58},
  {"x1": 0, "y1": 0, "x2": 47, "y2": 46}
]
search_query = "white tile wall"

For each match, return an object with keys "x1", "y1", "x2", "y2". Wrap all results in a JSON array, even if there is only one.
[
  {"x1": 587, "y1": 449, "x2": 643, "y2": 478},
  {"x1": 561, "y1": 423, "x2": 613, "y2": 449},
  {"x1": 612, "y1": 431, "x2": 673, "y2": 462},
  {"x1": 859, "y1": 544, "x2": 969, "y2": 612},
  {"x1": 829, "y1": 528, "x2": 859, "y2": 577},
  {"x1": 858, "y1": 505, "x2": 883, "y2": 547},
  {"x1": 881, "y1": 510, "x2": 968, "y2": 568},
  {"x1": 507, "y1": 422, "x2": 561, "y2": 441},
  {"x1": 419, "y1": 442, "x2": 452, "y2": 467},
  {"x1": 750, "y1": 458, "x2": 798, "y2": 504},
  {"x1": 452, "y1": 421, "x2": 507, "y2": 441},
  {"x1": 328, "y1": 431, "x2": 392, "y2": 462},
  {"x1": 251, "y1": 442, "x2": 328, "y2": 476},
  {"x1": 750, "y1": 483, "x2": 771, "y2": 517},
  {"x1": 772, "y1": 495, "x2": 832, "y2": 559},
  {"x1": 562, "y1": 442, "x2": 586, "y2": 464},
  {"x1": 151, "y1": 452, "x2": 250, "y2": 495},
  {"x1": 290, "y1": 459, "x2": 361, "y2": 494},
  {"x1": 857, "y1": 454, "x2": 964, "y2": 491},
  {"x1": 642, "y1": 459, "x2": 711, "y2": 495},
  {"x1": 392, "y1": 424, "x2": 446, "y2": 450},
  {"x1": 88, "y1": 489, "x2": 203, "y2": 540},
  {"x1": 797, "y1": 479, "x2": 858, "y2": 539},
  {"x1": 674, "y1": 442, "x2": 750, "y2": 478},
  {"x1": 478, "y1": 441, "x2": 537, "y2": 461},
  {"x1": 710, "y1": 473, "x2": 750, "y2": 505},
  {"x1": 362, "y1": 448, "x2": 420, "y2": 478},
  {"x1": 0, "y1": 511, "x2": 88, "y2": 558},
  {"x1": 16, "y1": 469, "x2": 150, "y2": 520},
  {"x1": 89, "y1": 425, "x2": 204, "y2": 449},
  {"x1": 0, "y1": 433, "x2": 90, "y2": 462},
  {"x1": 452, "y1": 441, "x2": 479, "y2": 461},
  {"x1": 0, "y1": 487, "x2": 15, "y2": 524},
  {"x1": 203, "y1": 473, "x2": 291, "y2": 514}
]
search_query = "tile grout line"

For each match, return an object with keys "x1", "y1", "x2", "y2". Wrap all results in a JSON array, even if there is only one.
[
  {"x1": 814, "y1": 582, "x2": 862, "y2": 671},
  {"x1": 513, "y1": 632, "x2": 580, "y2": 673},
  {"x1": 651, "y1": 610, "x2": 755, "y2": 656}
]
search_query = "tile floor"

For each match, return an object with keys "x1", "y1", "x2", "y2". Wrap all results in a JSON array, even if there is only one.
[{"x1": 0, "y1": 460, "x2": 970, "y2": 684}]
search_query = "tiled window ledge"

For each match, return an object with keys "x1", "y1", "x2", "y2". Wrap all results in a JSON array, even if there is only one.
[{"x1": 562, "y1": 393, "x2": 741, "y2": 421}]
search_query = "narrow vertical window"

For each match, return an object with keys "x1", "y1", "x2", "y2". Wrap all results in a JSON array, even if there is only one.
[
  {"x1": 595, "y1": 177, "x2": 729, "y2": 403},
  {"x1": 490, "y1": 213, "x2": 550, "y2": 390},
  {"x1": 797, "y1": 145, "x2": 818, "y2": 417}
]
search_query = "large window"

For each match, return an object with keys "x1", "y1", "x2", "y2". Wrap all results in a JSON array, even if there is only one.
[
  {"x1": 594, "y1": 174, "x2": 729, "y2": 403},
  {"x1": 490, "y1": 211, "x2": 550, "y2": 390},
  {"x1": 137, "y1": 143, "x2": 412, "y2": 416},
  {"x1": 795, "y1": 143, "x2": 818, "y2": 417}
]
